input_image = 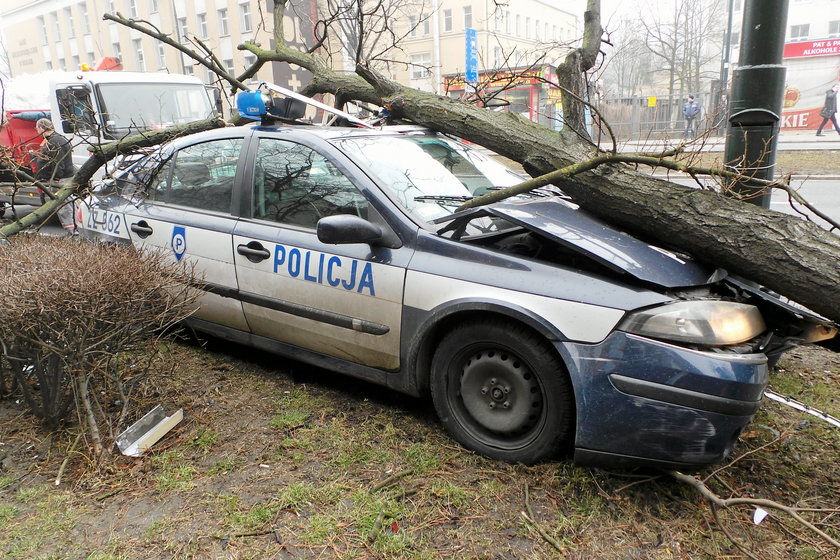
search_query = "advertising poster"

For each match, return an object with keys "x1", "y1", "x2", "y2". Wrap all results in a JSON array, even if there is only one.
[{"x1": 781, "y1": 38, "x2": 840, "y2": 130}]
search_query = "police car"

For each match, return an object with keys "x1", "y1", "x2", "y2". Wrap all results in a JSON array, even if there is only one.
[{"x1": 78, "y1": 88, "x2": 836, "y2": 468}]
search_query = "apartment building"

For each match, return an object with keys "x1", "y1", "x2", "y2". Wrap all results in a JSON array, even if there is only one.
[{"x1": 0, "y1": 0, "x2": 310, "y2": 86}]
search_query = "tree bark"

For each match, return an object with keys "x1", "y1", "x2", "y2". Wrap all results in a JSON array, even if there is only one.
[{"x1": 353, "y1": 66, "x2": 840, "y2": 323}]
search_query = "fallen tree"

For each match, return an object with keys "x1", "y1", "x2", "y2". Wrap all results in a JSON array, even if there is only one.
[{"x1": 16, "y1": 7, "x2": 840, "y2": 327}]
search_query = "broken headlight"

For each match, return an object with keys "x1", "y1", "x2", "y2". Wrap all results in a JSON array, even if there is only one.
[{"x1": 619, "y1": 301, "x2": 766, "y2": 346}]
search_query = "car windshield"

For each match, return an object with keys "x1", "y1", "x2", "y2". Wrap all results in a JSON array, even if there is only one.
[
  {"x1": 334, "y1": 134, "x2": 525, "y2": 224},
  {"x1": 96, "y1": 83, "x2": 215, "y2": 138}
]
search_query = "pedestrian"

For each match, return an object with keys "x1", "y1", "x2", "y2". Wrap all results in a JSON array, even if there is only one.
[
  {"x1": 815, "y1": 83, "x2": 840, "y2": 136},
  {"x1": 30, "y1": 118, "x2": 74, "y2": 182},
  {"x1": 683, "y1": 94, "x2": 702, "y2": 139}
]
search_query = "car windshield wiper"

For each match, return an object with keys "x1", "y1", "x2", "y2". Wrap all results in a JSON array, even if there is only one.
[{"x1": 414, "y1": 195, "x2": 473, "y2": 203}]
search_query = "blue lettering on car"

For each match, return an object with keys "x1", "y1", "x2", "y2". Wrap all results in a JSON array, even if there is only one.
[
  {"x1": 85, "y1": 208, "x2": 123, "y2": 235},
  {"x1": 273, "y1": 243, "x2": 375, "y2": 296}
]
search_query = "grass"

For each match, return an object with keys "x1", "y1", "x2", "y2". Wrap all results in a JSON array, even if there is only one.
[{"x1": 0, "y1": 340, "x2": 836, "y2": 559}]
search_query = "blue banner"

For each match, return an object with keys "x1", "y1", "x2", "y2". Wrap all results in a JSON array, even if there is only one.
[{"x1": 465, "y1": 28, "x2": 478, "y2": 84}]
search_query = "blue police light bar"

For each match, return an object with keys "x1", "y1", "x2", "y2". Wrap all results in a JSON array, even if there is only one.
[{"x1": 236, "y1": 91, "x2": 267, "y2": 121}]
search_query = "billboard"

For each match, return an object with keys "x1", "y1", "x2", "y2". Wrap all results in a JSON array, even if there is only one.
[{"x1": 781, "y1": 39, "x2": 840, "y2": 130}]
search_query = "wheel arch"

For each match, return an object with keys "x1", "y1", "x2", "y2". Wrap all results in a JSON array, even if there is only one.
[{"x1": 405, "y1": 299, "x2": 572, "y2": 397}]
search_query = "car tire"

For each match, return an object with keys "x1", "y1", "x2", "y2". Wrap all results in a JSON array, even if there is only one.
[{"x1": 430, "y1": 320, "x2": 574, "y2": 464}]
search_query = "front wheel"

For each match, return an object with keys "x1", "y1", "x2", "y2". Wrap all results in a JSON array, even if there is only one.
[{"x1": 430, "y1": 321, "x2": 574, "y2": 464}]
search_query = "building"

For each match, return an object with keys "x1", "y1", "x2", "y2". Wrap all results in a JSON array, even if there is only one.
[
  {"x1": 1, "y1": 0, "x2": 578, "y2": 125},
  {"x1": 726, "y1": 0, "x2": 840, "y2": 131},
  {"x1": 0, "y1": 0, "x2": 312, "y2": 87}
]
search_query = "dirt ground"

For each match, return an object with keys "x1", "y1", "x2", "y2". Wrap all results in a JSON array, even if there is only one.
[{"x1": 0, "y1": 335, "x2": 838, "y2": 560}]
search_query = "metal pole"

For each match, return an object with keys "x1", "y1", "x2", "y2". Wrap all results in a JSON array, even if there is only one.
[{"x1": 723, "y1": 0, "x2": 789, "y2": 208}]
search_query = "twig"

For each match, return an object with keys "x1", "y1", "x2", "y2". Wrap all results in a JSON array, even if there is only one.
[
  {"x1": 370, "y1": 468, "x2": 413, "y2": 492},
  {"x1": 711, "y1": 503, "x2": 762, "y2": 560},
  {"x1": 54, "y1": 430, "x2": 84, "y2": 486},
  {"x1": 670, "y1": 470, "x2": 840, "y2": 549},
  {"x1": 367, "y1": 509, "x2": 385, "y2": 543},
  {"x1": 521, "y1": 483, "x2": 567, "y2": 554}
]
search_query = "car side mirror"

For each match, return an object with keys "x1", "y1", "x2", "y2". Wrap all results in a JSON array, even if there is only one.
[{"x1": 317, "y1": 214, "x2": 383, "y2": 245}]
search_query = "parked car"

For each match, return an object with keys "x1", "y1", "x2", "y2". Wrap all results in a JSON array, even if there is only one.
[{"x1": 78, "y1": 119, "x2": 835, "y2": 468}]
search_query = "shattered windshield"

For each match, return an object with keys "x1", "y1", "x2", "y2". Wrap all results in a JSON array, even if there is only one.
[
  {"x1": 334, "y1": 134, "x2": 525, "y2": 225},
  {"x1": 96, "y1": 83, "x2": 214, "y2": 138}
]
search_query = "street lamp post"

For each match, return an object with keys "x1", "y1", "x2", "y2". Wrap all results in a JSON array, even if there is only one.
[{"x1": 723, "y1": 0, "x2": 789, "y2": 208}]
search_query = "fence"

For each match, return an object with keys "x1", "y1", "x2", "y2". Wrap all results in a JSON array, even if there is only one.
[{"x1": 595, "y1": 92, "x2": 727, "y2": 141}]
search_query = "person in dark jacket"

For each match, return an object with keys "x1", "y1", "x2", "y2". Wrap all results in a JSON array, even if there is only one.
[
  {"x1": 816, "y1": 84, "x2": 840, "y2": 136},
  {"x1": 31, "y1": 118, "x2": 74, "y2": 181},
  {"x1": 682, "y1": 94, "x2": 702, "y2": 139}
]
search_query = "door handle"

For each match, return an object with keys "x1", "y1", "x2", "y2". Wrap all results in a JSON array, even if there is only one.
[
  {"x1": 237, "y1": 241, "x2": 271, "y2": 263},
  {"x1": 130, "y1": 220, "x2": 153, "y2": 238}
]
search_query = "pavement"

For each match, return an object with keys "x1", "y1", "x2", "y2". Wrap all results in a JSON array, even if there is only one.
[
  {"x1": 601, "y1": 128, "x2": 840, "y2": 153},
  {"x1": 599, "y1": 129, "x2": 840, "y2": 179}
]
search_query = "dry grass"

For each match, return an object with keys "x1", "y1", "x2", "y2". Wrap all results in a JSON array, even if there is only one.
[{"x1": 0, "y1": 337, "x2": 837, "y2": 560}]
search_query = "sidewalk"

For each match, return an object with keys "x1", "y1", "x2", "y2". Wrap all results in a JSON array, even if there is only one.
[{"x1": 602, "y1": 129, "x2": 840, "y2": 153}]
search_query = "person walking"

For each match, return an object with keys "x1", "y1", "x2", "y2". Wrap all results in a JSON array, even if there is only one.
[
  {"x1": 683, "y1": 94, "x2": 702, "y2": 139},
  {"x1": 816, "y1": 83, "x2": 840, "y2": 136},
  {"x1": 31, "y1": 118, "x2": 74, "y2": 181}
]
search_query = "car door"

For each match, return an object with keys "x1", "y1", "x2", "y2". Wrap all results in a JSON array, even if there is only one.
[
  {"x1": 123, "y1": 135, "x2": 250, "y2": 332},
  {"x1": 232, "y1": 135, "x2": 408, "y2": 370}
]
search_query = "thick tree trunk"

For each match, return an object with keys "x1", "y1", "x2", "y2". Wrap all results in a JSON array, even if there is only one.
[{"x1": 355, "y1": 67, "x2": 840, "y2": 323}]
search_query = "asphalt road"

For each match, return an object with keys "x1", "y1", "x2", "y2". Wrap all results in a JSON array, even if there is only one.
[{"x1": 664, "y1": 176, "x2": 840, "y2": 230}]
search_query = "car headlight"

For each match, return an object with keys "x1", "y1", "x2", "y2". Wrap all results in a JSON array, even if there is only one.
[{"x1": 619, "y1": 301, "x2": 766, "y2": 346}]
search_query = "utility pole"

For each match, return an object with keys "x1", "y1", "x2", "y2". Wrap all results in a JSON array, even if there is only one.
[{"x1": 723, "y1": 0, "x2": 789, "y2": 208}]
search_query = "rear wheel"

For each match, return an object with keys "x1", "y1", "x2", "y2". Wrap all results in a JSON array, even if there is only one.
[{"x1": 430, "y1": 321, "x2": 574, "y2": 464}]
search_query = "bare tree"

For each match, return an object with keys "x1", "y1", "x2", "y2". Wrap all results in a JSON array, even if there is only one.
[
  {"x1": 600, "y1": 20, "x2": 654, "y2": 97},
  {"x1": 638, "y1": 0, "x2": 725, "y2": 99}
]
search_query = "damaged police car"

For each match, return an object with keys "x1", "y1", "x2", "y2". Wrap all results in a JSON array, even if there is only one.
[{"x1": 79, "y1": 90, "x2": 836, "y2": 469}]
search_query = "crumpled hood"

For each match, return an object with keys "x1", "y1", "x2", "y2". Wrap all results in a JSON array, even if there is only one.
[{"x1": 480, "y1": 199, "x2": 719, "y2": 288}]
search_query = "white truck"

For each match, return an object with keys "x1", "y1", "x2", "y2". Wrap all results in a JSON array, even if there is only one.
[{"x1": 1, "y1": 69, "x2": 218, "y2": 208}]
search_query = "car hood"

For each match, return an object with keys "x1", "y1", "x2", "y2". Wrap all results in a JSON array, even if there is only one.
[{"x1": 478, "y1": 199, "x2": 720, "y2": 288}]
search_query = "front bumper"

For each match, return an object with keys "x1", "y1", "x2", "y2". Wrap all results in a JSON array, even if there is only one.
[{"x1": 558, "y1": 331, "x2": 769, "y2": 469}]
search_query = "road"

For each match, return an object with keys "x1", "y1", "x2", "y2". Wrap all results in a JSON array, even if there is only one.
[{"x1": 663, "y1": 176, "x2": 839, "y2": 231}]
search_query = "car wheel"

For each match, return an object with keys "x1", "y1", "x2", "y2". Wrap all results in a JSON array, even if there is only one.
[{"x1": 430, "y1": 321, "x2": 574, "y2": 464}]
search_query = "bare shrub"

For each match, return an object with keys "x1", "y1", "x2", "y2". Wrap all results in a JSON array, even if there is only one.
[{"x1": 0, "y1": 235, "x2": 198, "y2": 455}]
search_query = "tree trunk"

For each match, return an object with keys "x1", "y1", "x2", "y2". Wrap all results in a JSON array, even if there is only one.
[{"x1": 355, "y1": 66, "x2": 840, "y2": 323}]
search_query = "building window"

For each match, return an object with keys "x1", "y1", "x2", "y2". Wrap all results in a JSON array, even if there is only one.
[
  {"x1": 72, "y1": 55, "x2": 80, "y2": 70},
  {"x1": 545, "y1": 23, "x2": 549, "y2": 41},
  {"x1": 150, "y1": 0, "x2": 158, "y2": 13},
  {"x1": 494, "y1": 46, "x2": 502, "y2": 67},
  {"x1": 829, "y1": 20, "x2": 840, "y2": 37},
  {"x1": 526, "y1": 17, "x2": 531, "y2": 39},
  {"x1": 204, "y1": 67, "x2": 214, "y2": 84},
  {"x1": 80, "y1": 3, "x2": 90, "y2": 34},
  {"x1": 65, "y1": 8, "x2": 75, "y2": 39},
  {"x1": 553, "y1": 25, "x2": 557, "y2": 41},
  {"x1": 113, "y1": 42, "x2": 122, "y2": 61},
  {"x1": 244, "y1": 53, "x2": 256, "y2": 67},
  {"x1": 464, "y1": 6, "x2": 473, "y2": 29},
  {"x1": 87, "y1": 51, "x2": 95, "y2": 65},
  {"x1": 52, "y1": 12, "x2": 61, "y2": 40},
  {"x1": 157, "y1": 43, "x2": 166, "y2": 68},
  {"x1": 443, "y1": 9, "x2": 452, "y2": 32},
  {"x1": 410, "y1": 52, "x2": 431, "y2": 79},
  {"x1": 730, "y1": 31, "x2": 740, "y2": 49},
  {"x1": 422, "y1": 15, "x2": 430, "y2": 35},
  {"x1": 516, "y1": 14, "x2": 521, "y2": 36},
  {"x1": 38, "y1": 16, "x2": 48, "y2": 45},
  {"x1": 107, "y1": 0, "x2": 115, "y2": 13},
  {"x1": 733, "y1": 0, "x2": 741, "y2": 10},
  {"x1": 224, "y1": 58, "x2": 235, "y2": 75},
  {"x1": 409, "y1": 15, "x2": 417, "y2": 37},
  {"x1": 535, "y1": 19, "x2": 540, "y2": 39},
  {"x1": 177, "y1": 17, "x2": 188, "y2": 40},
  {"x1": 134, "y1": 39, "x2": 145, "y2": 70},
  {"x1": 505, "y1": 10, "x2": 510, "y2": 33},
  {"x1": 184, "y1": 64, "x2": 194, "y2": 75},
  {"x1": 240, "y1": 2, "x2": 252, "y2": 33},
  {"x1": 197, "y1": 13, "x2": 208, "y2": 39},
  {"x1": 128, "y1": 0, "x2": 138, "y2": 18},
  {"x1": 218, "y1": 8, "x2": 229, "y2": 36},
  {"x1": 494, "y1": 10, "x2": 501, "y2": 32},
  {"x1": 58, "y1": 58, "x2": 66, "y2": 70},
  {"x1": 789, "y1": 23, "x2": 809, "y2": 42}
]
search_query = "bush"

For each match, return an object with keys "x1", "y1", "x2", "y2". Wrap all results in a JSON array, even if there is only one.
[{"x1": 0, "y1": 235, "x2": 197, "y2": 455}]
